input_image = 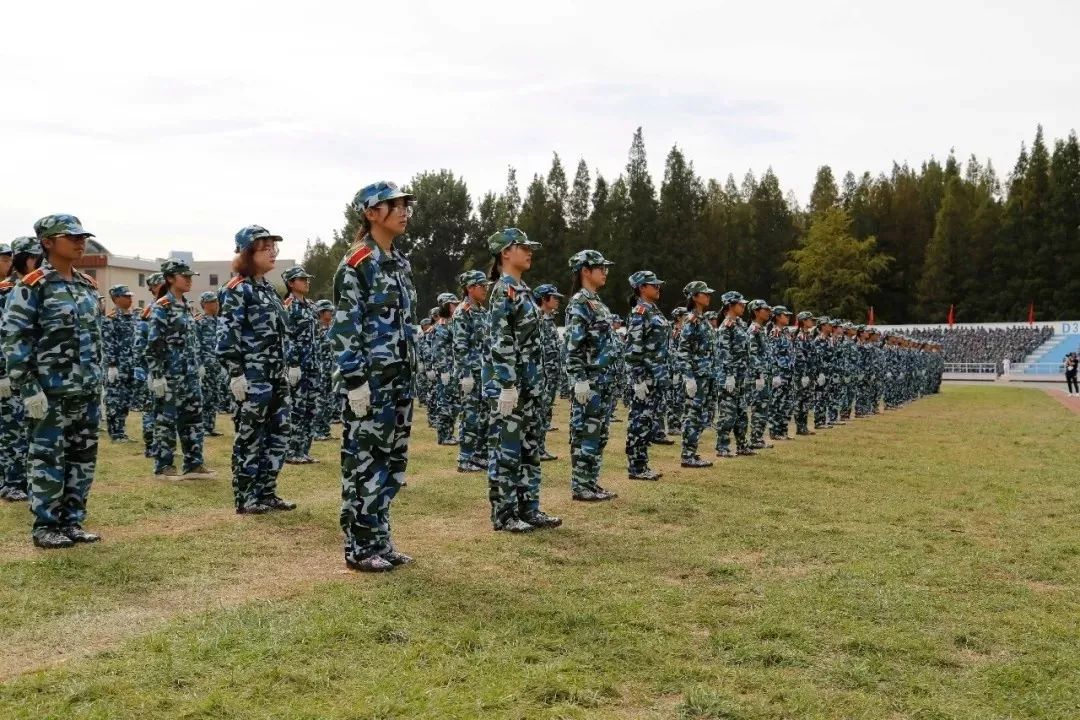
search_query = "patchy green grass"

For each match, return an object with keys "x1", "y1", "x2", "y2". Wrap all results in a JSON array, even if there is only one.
[{"x1": 1, "y1": 386, "x2": 1078, "y2": 719}]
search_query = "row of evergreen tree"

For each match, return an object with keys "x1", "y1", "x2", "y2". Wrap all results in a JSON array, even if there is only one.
[{"x1": 301, "y1": 125, "x2": 1080, "y2": 323}]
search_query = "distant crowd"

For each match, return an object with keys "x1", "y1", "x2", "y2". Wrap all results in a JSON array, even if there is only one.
[{"x1": 902, "y1": 326, "x2": 1053, "y2": 370}]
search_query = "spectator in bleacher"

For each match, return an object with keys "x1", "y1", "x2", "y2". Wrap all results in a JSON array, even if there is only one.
[
  {"x1": 902, "y1": 326, "x2": 1052, "y2": 371},
  {"x1": 1065, "y1": 353, "x2": 1078, "y2": 396}
]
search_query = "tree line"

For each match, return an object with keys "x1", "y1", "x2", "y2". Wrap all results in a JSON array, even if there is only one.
[{"x1": 301, "y1": 125, "x2": 1080, "y2": 323}]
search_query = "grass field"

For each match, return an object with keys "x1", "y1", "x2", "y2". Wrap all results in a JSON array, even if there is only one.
[{"x1": 1, "y1": 386, "x2": 1078, "y2": 719}]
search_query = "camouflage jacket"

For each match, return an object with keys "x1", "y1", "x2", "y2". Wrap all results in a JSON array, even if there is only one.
[
  {"x1": 747, "y1": 321, "x2": 770, "y2": 380},
  {"x1": 769, "y1": 325, "x2": 794, "y2": 376},
  {"x1": 132, "y1": 305, "x2": 153, "y2": 377},
  {"x1": 483, "y1": 273, "x2": 542, "y2": 396},
  {"x1": 147, "y1": 292, "x2": 201, "y2": 381},
  {"x1": 329, "y1": 236, "x2": 417, "y2": 392},
  {"x1": 717, "y1": 316, "x2": 750, "y2": 382},
  {"x1": 1, "y1": 260, "x2": 103, "y2": 398},
  {"x1": 218, "y1": 275, "x2": 290, "y2": 381},
  {"x1": 194, "y1": 314, "x2": 223, "y2": 367},
  {"x1": 431, "y1": 320, "x2": 454, "y2": 376},
  {"x1": 315, "y1": 323, "x2": 335, "y2": 391},
  {"x1": 539, "y1": 314, "x2": 561, "y2": 384},
  {"x1": 678, "y1": 311, "x2": 717, "y2": 381},
  {"x1": 0, "y1": 276, "x2": 15, "y2": 380},
  {"x1": 564, "y1": 288, "x2": 617, "y2": 384},
  {"x1": 103, "y1": 309, "x2": 137, "y2": 373},
  {"x1": 793, "y1": 330, "x2": 815, "y2": 380},
  {"x1": 451, "y1": 299, "x2": 488, "y2": 383},
  {"x1": 625, "y1": 299, "x2": 671, "y2": 386},
  {"x1": 284, "y1": 294, "x2": 318, "y2": 371}
]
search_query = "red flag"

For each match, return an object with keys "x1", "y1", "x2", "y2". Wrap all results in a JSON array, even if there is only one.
[
  {"x1": 947, "y1": 304, "x2": 955, "y2": 327},
  {"x1": 867, "y1": 306, "x2": 875, "y2": 325},
  {"x1": 1028, "y1": 302, "x2": 1035, "y2": 325}
]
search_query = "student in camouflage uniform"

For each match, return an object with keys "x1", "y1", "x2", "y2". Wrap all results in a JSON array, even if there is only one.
[
  {"x1": 2, "y1": 215, "x2": 104, "y2": 549},
  {"x1": 534, "y1": 283, "x2": 564, "y2": 462},
  {"x1": 716, "y1": 291, "x2": 753, "y2": 457},
  {"x1": 854, "y1": 325, "x2": 875, "y2": 417},
  {"x1": 312, "y1": 299, "x2": 336, "y2": 440},
  {"x1": 148, "y1": 259, "x2": 214, "y2": 479},
  {"x1": 745, "y1": 299, "x2": 774, "y2": 450},
  {"x1": 667, "y1": 307, "x2": 688, "y2": 435},
  {"x1": 678, "y1": 281, "x2": 717, "y2": 469},
  {"x1": 767, "y1": 306, "x2": 794, "y2": 441},
  {"x1": 0, "y1": 239, "x2": 34, "y2": 503},
  {"x1": 839, "y1": 322, "x2": 859, "y2": 420},
  {"x1": 452, "y1": 271, "x2": 492, "y2": 473},
  {"x1": 218, "y1": 225, "x2": 296, "y2": 515},
  {"x1": 102, "y1": 284, "x2": 136, "y2": 442},
  {"x1": 565, "y1": 249, "x2": 619, "y2": 502},
  {"x1": 134, "y1": 274, "x2": 164, "y2": 457},
  {"x1": 609, "y1": 316, "x2": 628, "y2": 422},
  {"x1": 195, "y1": 291, "x2": 225, "y2": 436},
  {"x1": 430, "y1": 292, "x2": 460, "y2": 445},
  {"x1": 282, "y1": 265, "x2": 319, "y2": 464},
  {"x1": 416, "y1": 317, "x2": 433, "y2": 414},
  {"x1": 812, "y1": 317, "x2": 834, "y2": 429},
  {"x1": 483, "y1": 228, "x2": 561, "y2": 532},
  {"x1": 624, "y1": 270, "x2": 669, "y2": 480},
  {"x1": 332, "y1": 182, "x2": 420, "y2": 571}
]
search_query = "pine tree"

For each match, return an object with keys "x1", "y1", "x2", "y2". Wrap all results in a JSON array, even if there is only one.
[
  {"x1": 623, "y1": 128, "x2": 659, "y2": 275},
  {"x1": 504, "y1": 166, "x2": 521, "y2": 227},
  {"x1": 657, "y1": 145, "x2": 706, "y2": 302},
  {"x1": 516, "y1": 174, "x2": 554, "y2": 284},
  {"x1": 401, "y1": 170, "x2": 475, "y2": 308},
  {"x1": 808, "y1": 166, "x2": 839, "y2": 217},
  {"x1": 568, "y1": 159, "x2": 592, "y2": 241},
  {"x1": 1049, "y1": 132, "x2": 1080, "y2": 316}
]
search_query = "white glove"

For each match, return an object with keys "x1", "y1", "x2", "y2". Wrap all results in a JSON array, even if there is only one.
[
  {"x1": 633, "y1": 381, "x2": 649, "y2": 401},
  {"x1": 858, "y1": 373, "x2": 865, "y2": 381},
  {"x1": 497, "y1": 387, "x2": 519, "y2": 416},
  {"x1": 288, "y1": 367, "x2": 301, "y2": 386},
  {"x1": 151, "y1": 377, "x2": 167, "y2": 398},
  {"x1": 817, "y1": 373, "x2": 826, "y2": 386},
  {"x1": 198, "y1": 367, "x2": 206, "y2": 380},
  {"x1": 724, "y1": 376, "x2": 736, "y2": 393},
  {"x1": 755, "y1": 377, "x2": 766, "y2": 391},
  {"x1": 460, "y1": 376, "x2": 475, "y2": 394},
  {"x1": 440, "y1": 372, "x2": 450, "y2": 385},
  {"x1": 800, "y1": 376, "x2": 810, "y2": 388},
  {"x1": 685, "y1": 378, "x2": 698, "y2": 398},
  {"x1": 107, "y1": 367, "x2": 119, "y2": 383},
  {"x1": 230, "y1": 375, "x2": 248, "y2": 402},
  {"x1": 886, "y1": 371, "x2": 893, "y2": 380},
  {"x1": 426, "y1": 370, "x2": 436, "y2": 380},
  {"x1": 25, "y1": 390, "x2": 48, "y2": 420},
  {"x1": 673, "y1": 375, "x2": 683, "y2": 386},
  {"x1": 348, "y1": 383, "x2": 372, "y2": 416},
  {"x1": 772, "y1": 376, "x2": 783, "y2": 389},
  {"x1": 573, "y1": 381, "x2": 591, "y2": 404},
  {"x1": 0, "y1": 378, "x2": 10, "y2": 399}
]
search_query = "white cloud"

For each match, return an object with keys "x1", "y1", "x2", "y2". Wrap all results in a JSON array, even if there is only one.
[{"x1": 2, "y1": 0, "x2": 1077, "y2": 261}]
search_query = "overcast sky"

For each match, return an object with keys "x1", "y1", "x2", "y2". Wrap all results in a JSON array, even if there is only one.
[{"x1": 2, "y1": 0, "x2": 1076, "y2": 262}]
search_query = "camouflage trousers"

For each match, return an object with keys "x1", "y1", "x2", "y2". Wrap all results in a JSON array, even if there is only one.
[
  {"x1": 768, "y1": 378, "x2": 793, "y2": 438},
  {"x1": 748, "y1": 381, "x2": 771, "y2": 444},
  {"x1": 667, "y1": 380, "x2": 685, "y2": 435},
  {"x1": 626, "y1": 384, "x2": 661, "y2": 473},
  {"x1": 313, "y1": 377, "x2": 335, "y2": 438},
  {"x1": 201, "y1": 364, "x2": 225, "y2": 434},
  {"x1": 28, "y1": 393, "x2": 100, "y2": 531},
  {"x1": 431, "y1": 379, "x2": 459, "y2": 443},
  {"x1": 827, "y1": 376, "x2": 844, "y2": 422},
  {"x1": 839, "y1": 379, "x2": 856, "y2": 419},
  {"x1": 0, "y1": 394, "x2": 29, "y2": 498},
  {"x1": 680, "y1": 377, "x2": 715, "y2": 461},
  {"x1": 155, "y1": 381, "x2": 205, "y2": 474},
  {"x1": 143, "y1": 391, "x2": 163, "y2": 459},
  {"x1": 855, "y1": 378, "x2": 875, "y2": 416},
  {"x1": 537, "y1": 372, "x2": 558, "y2": 455},
  {"x1": 457, "y1": 379, "x2": 489, "y2": 467},
  {"x1": 487, "y1": 384, "x2": 543, "y2": 528},
  {"x1": 105, "y1": 371, "x2": 135, "y2": 439},
  {"x1": 232, "y1": 376, "x2": 290, "y2": 511},
  {"x1": 794, "y1": 379, "x2": 814, "y2": 433},
  {"x1": 288, "y1": 372, "x2": 318, "y2": 458},
  {"x1": 570, "y1": 380, "x2": 615, "y2": 494},
  {"x1": 340, "y1": 375, "x2": 413, "y2": 561},
  {"x1": 716, "y1": 380, "x2": 750, "y2": 452},
  {"x1": 813, "y1": 381, "x2": 830, "y2": 427},
  {"x1": 654, "y1": 385, "x2": 670, "y2": 437}
]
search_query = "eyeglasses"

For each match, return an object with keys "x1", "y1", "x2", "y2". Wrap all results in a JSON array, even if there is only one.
[{"x1": 384, "y1": 201, "x2": 415, "y2": 218}]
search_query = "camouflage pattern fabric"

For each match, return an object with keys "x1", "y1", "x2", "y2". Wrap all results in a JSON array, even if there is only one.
[
  {"x1": 768, "y1": 324, "x2": 794, "y2": 438},
  {"x1": 747, "y1": 320, "x2": 772, "y2": 445},
  {"x1": 624, "y1": 298, "x2": 671, "y2": 473},
  {"x1": 0, "y1": 275, "x2": 29, "y2": 500},
  {"x1": 451, "y1": 297, "x2": 489, "y2": 468},
  {"x1": 102, "y1": 307, "x2": 137, "y2": 439},
  {"x1": 284, "y1": 293, "x2": 318, "y2": 458},
  {"x1": 313, "y1": 316, "x2": 336, "y2": 438},
  {"x1": 430, "y1": 318, "x2": 458, "y2": 443},
  {"x1": 194, "y1": 312, "x2": 225, "y2": 433},
  {"x1": 678, "y1": 310, "x2": 717, "y2": 461},
  {"x1": 537, "y1": 312, "x2": 561, "y2": 456},
  {"x1": 715, "y1": 316, "x2": 750, "y2": 452},
  {"x1": 147, "y1": 292, "x2": 205, "y2": 473}
]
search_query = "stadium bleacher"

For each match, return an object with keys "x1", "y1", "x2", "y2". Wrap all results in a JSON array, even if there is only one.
[{"x1": 901, "y1": 326, "x2": 1053, "y2": 373}]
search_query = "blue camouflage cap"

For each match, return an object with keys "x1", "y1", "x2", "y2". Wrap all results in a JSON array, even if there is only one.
[
  {"x1": 161, "y1": 259, "x2": 198, "y2": 276},
  {"x1": 281, "y1": 265, "x2": 313, "y2": 283},
  {"x1": 488, "y1": 227, "x2": 540, "y2": 255},
  {"x1": 747, "y1": 298, "x2": 771, "y2": 313},
  {"x1": 234, "y1": 224, "x2": 282, "y2": 253},
  {"x1": 436, "y1": 292, "x2": 460, "y2": 305},
  {"x1": 703, "y1": 310, "x2": 719, "y2": 321},
  {"x1": 147, "y1": 272, "x2": 165, "y2": 288},
  {"x1": 353, "y1": 181, "x2": 416, "y2": 213},
  {"x1": 108, "y1": 284, "x2": 134, "y2": 298},
  {"x1": 628, "y1": 270, "x2": 664, "y2": 288},
  {"x1": 11, "y1": 236, "x2": 42, "y2": 256},
  {"x1": 199, "y1": 291, "x2": 219, "y2": 304},
  {"x1": 817, "y1": 316, "x2": 834, "y2": 325},
  {"x1": 771, "y1": 305, "x2": 791, "y2": 316},
  {"x1": 34, "y1": 214, "x2": 94, "y2": 240},
  {"x1": 683, "y1": 280, "x2": 715, "y2": 297},
  {"x1": 568, "y1": 249, "x2": 614, "y2": 272},
  {"x1": 0, "y1": 243, "x2": 10, "y2": 255},
  {"x1": 671, "y1": 307, "x2": 688, "y2": 318},
  {"x1": 796, "y1": 311, "x2": 816, "y2": 322},
  {"x1": 314, "y1": 299, "x2": 334, "y2": 313},
  {"x1": 532, "y1": 283, "x2": 564, "y2": 300},
  {"x1": 720, "y1": 290, "x2": 745, "y2": 305},
  {"x1": 458, "y1": 270, "x2": 491, "y2": 288}
]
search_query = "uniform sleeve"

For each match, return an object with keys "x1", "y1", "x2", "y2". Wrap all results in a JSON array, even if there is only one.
[
  {"x1": 624, "y1": 312, "x2": 649, "y2": 384},
  {"x1": 329, "y1": 262, "x2": 370, "y2": 390},
  {"x1": 488, "y1": 289, "x2": 518, "y2": 389},
  {"x1": 217, "y1": 286, "x2": 248, "y2": 379},
  {"x1": 451, "y1": 312, "x2": 471, "y2": 381},
  {"x1": 146, "y1": 306, "x2": 167, "y2": 378},
  {"x1": 1, "y1": 284, "x2": 43, "y2": 398},
  {"x1": 285, "y1": 302, "x2": 300, "y2": 368},
  {"x1": 563, "y1": 302, "x2": 590, "y2": 386}
]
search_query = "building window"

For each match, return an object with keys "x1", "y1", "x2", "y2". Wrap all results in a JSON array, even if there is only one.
[
  {"x1": 209, "y1": 273, "x2": 219, "y2": 286},
  {"x1": 138, "y1": 300, "x2": 145, "y2": 309},
  {"x1": 138, "y1": 273, "x2": 145, "y2": 287}
]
